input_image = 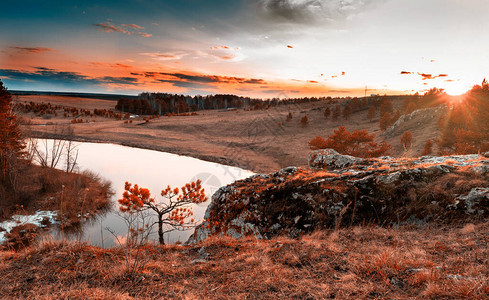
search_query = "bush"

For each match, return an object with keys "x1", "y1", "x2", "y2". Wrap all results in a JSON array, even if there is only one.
[
  {"x1": 309, "y1": 126, "x2": 391, "y2": 158},
  {"x1": 379, "y1": 112, "x2": 393, "y2": 131},
  {"x1": 367, "y1": 105, "x2": 376, "y2": 120},
  {"x1": 401, "y1": 131, "x2": 413, "y2": 150},
  {"x1": 422, "y1": 139, "x2": 433, "y2": 155},
  {"x1": 286, "y1": 112, "x2": 293, "y2": 121}
]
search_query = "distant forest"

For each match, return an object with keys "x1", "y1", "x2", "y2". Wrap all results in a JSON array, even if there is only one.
[{"x1": 115, "y1": 92, "x2": 397, "y2": 115}]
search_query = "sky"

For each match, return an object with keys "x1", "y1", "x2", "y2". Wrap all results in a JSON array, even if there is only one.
[{"x1": 1, "y1": 0, "x2": 488, "y2": 98}]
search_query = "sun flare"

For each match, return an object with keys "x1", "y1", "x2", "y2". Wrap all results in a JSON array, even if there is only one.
[{"x1": 444, "y1": 83, "x2": 469, "y2": 96}]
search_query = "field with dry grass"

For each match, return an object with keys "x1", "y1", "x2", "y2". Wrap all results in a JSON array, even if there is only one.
[
  {"x1": 0, "y1": 223, "x2": 488, "y2": 299},
  {"x1": 8, "y1": 93, "x2": 483, "y2": 299},
  {"x1": 14, "y1": 95, "x2": 442, "y2": 173}
]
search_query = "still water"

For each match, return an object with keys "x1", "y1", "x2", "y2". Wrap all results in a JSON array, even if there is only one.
[{"x1": 37, "y1": 139, "x2": 253, "y2": 247}]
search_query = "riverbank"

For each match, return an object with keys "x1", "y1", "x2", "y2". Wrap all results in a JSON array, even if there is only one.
[
  {"x1": 0, "y1": 164, "x2": 112, "y2": 248},
  {"x1": 1, "y1": 224, "x2": 488, "y2": 299}
]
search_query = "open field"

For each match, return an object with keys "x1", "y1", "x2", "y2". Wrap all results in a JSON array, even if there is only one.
[{"x1": 15, "y1": 95, "x2": 443, "y2": 173}]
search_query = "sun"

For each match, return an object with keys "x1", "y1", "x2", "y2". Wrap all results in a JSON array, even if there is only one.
[{"x1": 444, "y1": 83, "x2": 469, "y2": 96}]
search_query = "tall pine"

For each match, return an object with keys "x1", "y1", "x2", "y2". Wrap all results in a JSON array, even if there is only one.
[{"x1": 0, "y1": 80, "x2": 24, "y2": 180}]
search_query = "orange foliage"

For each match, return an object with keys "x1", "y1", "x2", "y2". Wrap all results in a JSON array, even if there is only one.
[
  {"x1": 405, "y1": 102, "x2": 417, "y2": 114},
  {"x1": 379, "y1": 99, "x2": 393, "y2": 116},
  {"x1": 0, "y1": 80, "x2": 24, "y2": 179},
  {"x1": 323, "y1": 107, "x2": 331, "y2": 118},
  {"x1": 308, "y1": 126, "x2": 391, "y2": 158},
  {"x1": 342, "y1": 104, "x2": 352, "y2": 120},
  {"x1": 286, "y1": 112, "x2": 293, "y2": 121},
  {"x1": 367, "y1": 105, "x2": 376, "y2": 120},
  {"x1": 118, "y1": 180, "x2": 207, "y2": 244},
  {"x1": 332, "y1": 104, "x2": 341, "y2": 120},
  {"x1": 401, "y1": 131, "x2": 413, "y2": 150},
  {"x1": 379, "y1": 112, "x2": 393, "y2": 131},
  {"x1": 300, "y1": 115, "x2": 309, "y2": 127},
  {"x1": 422, "y1": 139, "x2": 433, "y2": 156}
]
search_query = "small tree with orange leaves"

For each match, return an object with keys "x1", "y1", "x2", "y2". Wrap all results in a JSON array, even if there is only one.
[
  {"x1": 367, "y1": 105, "x2": 376, "y2": 120},
  {"x1": 300, "y1": 115, "x2": 309, "y2": 127},
  {"x1": 379, "y1": 112, "x2": 392, "y2": 131},
  {"x1": 119, "y1": 180, "x2": 207, "y2": 244},
  {"x1": 422, "y1": 139, "x2": 433, "y2": 155},
  {"x1": 323, "y1": 107, "x2": 331, "y2": 118},
  {"x1": 400, "y1": 131, "x2": 413, "y2": 151}
]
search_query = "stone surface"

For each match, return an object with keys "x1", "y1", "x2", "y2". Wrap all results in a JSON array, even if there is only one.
[{"x1": 187, "y1": 150, "x2": 489, "y2": 244}]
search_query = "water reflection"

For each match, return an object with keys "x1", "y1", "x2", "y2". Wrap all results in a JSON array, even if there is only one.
[{"x1": 38, "y1": 139, "x2": 253, "y2": 247}]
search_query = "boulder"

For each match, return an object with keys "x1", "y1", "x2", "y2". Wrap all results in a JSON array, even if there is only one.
[
  {"x1": 188, "y1": 152, "x2": 489, "y2": 244},
  {"x1": 308, "y1": 149, "x2": 362, "y2": 170}
]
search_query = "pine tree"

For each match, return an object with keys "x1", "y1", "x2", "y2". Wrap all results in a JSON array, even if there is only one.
[
  {"x1": 0, "y1": 80, "x2": 24, "y2": 180},
  {"x1": 332, "y1": 104, "x2": 341, "y2": 120},
  {"x1": 422, "y1": 139, "x2": 433, "y2": 155},
  {"x1": 323, "y1": 107, "x2": 331, "y2": 118},
  {"x1": 379, "y1": 112, "x2": 392, "y2": 131},
  {"x1": 342, "y1": 104, "x2": 352, "y2": 120},
  {"x1": 367, "y1": 105, "x2": 376, "y2": 120}
]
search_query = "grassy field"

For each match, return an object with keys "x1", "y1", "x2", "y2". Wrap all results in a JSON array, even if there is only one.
[
  {"x1": 0, "y1": 223, "x2": 488, "y2": 299},
  {"x1": 7, "y1": 94, "x2": 483, "y2": 299},
  {"x1": 15, "y1": 95, "x2": 442, "y2": 173}
]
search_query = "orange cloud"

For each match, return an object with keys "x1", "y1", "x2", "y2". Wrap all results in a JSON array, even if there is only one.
[
  {"x1": 211, "y1": 45, "x2": 230, "y2": 50},
  {"x1": 93, "y1": 22, "x2": 151, "y2": 37},
  {"x1": 418, "y1": 72, "x2": 434, "y2": 80},
  {"x1": 218, "y1": 55, "x2": 235, "y2": 60},
  {"x1": 11, "y1": 47, "x2": 54, "y2": 53},
  {"x1": 417, "y1": 72, "x2": 449, "y2": 80},
  {"x1": 207, "y1": 46, "x2": 244, "y2": 62},
  {"x1": 121, "y1": 23, "x2": 143, "y2": 29},
  {"x1": 90, "y1": 62, "x2": 133, "y2": 69}
]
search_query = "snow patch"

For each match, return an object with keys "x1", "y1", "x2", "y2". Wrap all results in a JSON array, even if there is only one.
[{"x1": 0, "y1": 211, "x2": 57, "y2": 243}]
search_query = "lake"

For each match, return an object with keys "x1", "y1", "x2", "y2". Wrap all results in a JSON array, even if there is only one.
[{"x1": 35, "y1": 139, "x2": 254, "y2": 247}]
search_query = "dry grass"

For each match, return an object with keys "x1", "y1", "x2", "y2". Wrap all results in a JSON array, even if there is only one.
[
  {"x1": 15, "y1": 95, "x2": 444, "y2": 173},
  {"x1": 0, "y1": 164, "x2": 112, "y2": 249},
  {"x1": 1, "y1": 223, "x2": 488, "y2": 299},
  {"x1": 0, "y1": 164, "x2": 112, "y2": 223}
]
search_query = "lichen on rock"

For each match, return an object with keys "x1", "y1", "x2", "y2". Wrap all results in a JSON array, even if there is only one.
[{"x1": 188, "y1": 150, "x2": 489, "y2": 244}]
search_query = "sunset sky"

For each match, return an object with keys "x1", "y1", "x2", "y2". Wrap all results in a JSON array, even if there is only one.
[{"x1": 1, "y1": 0, "x2": 488, "y2": 97}]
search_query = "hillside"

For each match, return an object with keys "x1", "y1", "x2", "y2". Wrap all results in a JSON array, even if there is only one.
[{"x1": 15, "y1": 94, "x2": 443, "y2": 173}]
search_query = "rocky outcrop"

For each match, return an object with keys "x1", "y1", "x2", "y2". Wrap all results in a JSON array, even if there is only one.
[
  {"x1": 187, "y1": 150, "x2": 489, "y2": 244},
  {"x1": 383, "y1": 105, "x2": 447, "y2": 137}
]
